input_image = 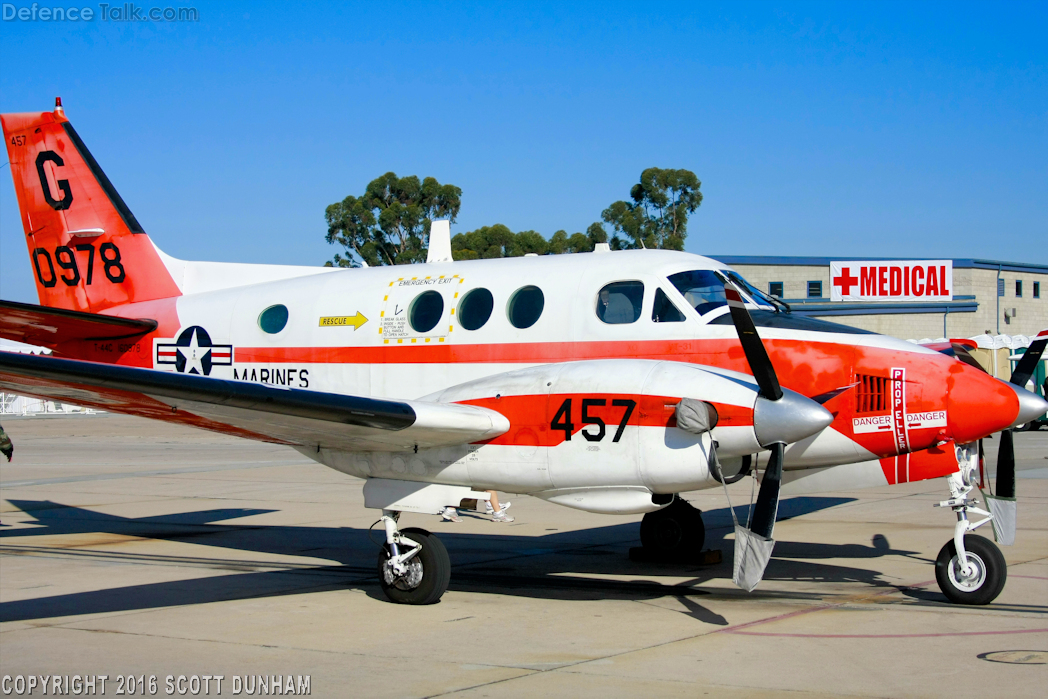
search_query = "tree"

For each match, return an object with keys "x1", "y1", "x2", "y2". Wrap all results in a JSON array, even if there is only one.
[
  {"x1": 451, "y1": 223, "x2": 609, "y2": 260},
  {"x1": 548, "y1": 223, "x2": 608, "y2": 254},
  {"x1": 450, "y1": 224, "x2": 519, "y2": 260},
  {"x1": 601, "y1": 167, "x2": 702, "y2": 250},
  {"x1": 325, "y1": 172, "x2": 462, "y2": 267}
]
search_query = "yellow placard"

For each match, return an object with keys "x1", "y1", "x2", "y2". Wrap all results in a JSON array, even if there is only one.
[{"x1": 318, "y1": 313, "x2": 368, "y2": 330}]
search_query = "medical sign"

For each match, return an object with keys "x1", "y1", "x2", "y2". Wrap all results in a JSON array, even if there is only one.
[{"x1": 830, "y1": 260, "x2": 952, "y2": 302}]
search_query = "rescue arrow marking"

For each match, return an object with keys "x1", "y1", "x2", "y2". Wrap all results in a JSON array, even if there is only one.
[{"x1": 318, "y1": 313, "x2": 368, "y2": 330}]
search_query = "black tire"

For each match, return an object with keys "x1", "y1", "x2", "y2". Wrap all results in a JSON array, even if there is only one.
[
  {"x1": 934, "y1": 535, "x2": 1007, "y2": 605},
  {"x1": 639, "y1": 497, "x2": 705, "y2": 556},
  {"x1": 377, "y1": 527, "x2": 451, "y2": 605},
  {"x1": 1013, "y1": 422, "x2": 1031, "y2": 432}
]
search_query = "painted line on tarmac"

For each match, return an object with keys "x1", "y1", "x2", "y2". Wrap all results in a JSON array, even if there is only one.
[
  {"x1": 728, "y1": 628, "x2": 1048, "y2": 638},
  {"x1": 715, "y1": 579, "x2": 938, "y2": 636}
]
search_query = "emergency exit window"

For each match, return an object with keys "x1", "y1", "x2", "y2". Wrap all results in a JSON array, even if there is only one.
[
  {"x1": 769, "y1": 282, "x2": 784, "y2": 298},
  {"x1": 807, "y1": 281, "x2": 822, "y2": 298},
  {"x1": 1015, "y1": 280, "x2": 1023, "y2": 297}
]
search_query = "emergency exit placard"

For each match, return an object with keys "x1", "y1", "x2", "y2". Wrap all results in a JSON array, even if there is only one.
[{"x1": 831, "y1": 261, "x2": 952, "y2": 302}]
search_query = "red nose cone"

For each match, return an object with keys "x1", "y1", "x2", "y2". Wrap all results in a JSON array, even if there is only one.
[{"x1": 947, "y1": 363, "x2": 1019, "y2": 443}]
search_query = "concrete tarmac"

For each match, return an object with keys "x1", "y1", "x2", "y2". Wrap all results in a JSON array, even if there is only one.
[{"x1": 1, "y1": 415, "x2": 1045, "y2": 698}]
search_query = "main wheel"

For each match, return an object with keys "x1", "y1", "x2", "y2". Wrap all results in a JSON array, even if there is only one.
[
  {"x1": 377, "y1": 527, "x2": 451, "y2": 605},
  {"x1": 935, "y1": 535, "x2": 1006, "y2": 605},
  {"x1": 639, "y1": 497, "x2": 705, "y2": 557}
]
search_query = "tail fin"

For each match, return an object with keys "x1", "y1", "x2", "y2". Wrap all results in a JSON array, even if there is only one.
[{"x1": 2, "y1": 99, "x2": 180, "y2": 313}]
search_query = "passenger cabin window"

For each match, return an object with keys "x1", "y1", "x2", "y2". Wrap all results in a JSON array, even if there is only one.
[
  {"x1": 597, "y1": 281, "x2": 644, "y2": 324},
  {"x1": 258, "y1": 304, "x2": 289, "y2": 334},
  {"x1": 457, "y1": 288, "x2": 494, "y2": 330},
  {"x1": 769, "y1": 282, "x2": 784, "y2": 298},
  {"x1": 507, "y1": 285, "x2": 544, "y2": 329},
  {"x1": 652, "y1": 288, "x2": 685, "y2": 323},
  {"x1": 668, "y1": 270, "x2": 726, "y2": 316},
  {"x1": 410, "y1": 290, "x2": 444, "y2": 333}
]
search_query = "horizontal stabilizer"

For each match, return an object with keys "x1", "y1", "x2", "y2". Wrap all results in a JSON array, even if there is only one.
[
  {"x1": 0, "y1": 351, "x2": 509, "y2": 451},
  {"x1": 0, "y1": 299, "x2": 157, "y2": 347}
]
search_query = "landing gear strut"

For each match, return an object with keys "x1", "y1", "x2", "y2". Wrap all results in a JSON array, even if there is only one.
[
  {"x1": 377, "y1": 510, "x2": 451, "y2": 605},
  {"x1": 639, "y1": 497, "x2": 705, "y2": 559},
  {"x1": 933, "y1": 446, "x2": 1007, "y2": 605}
]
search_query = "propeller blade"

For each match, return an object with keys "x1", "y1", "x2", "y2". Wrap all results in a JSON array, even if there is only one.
[
  {"x1": 951, "y1": 342, "x2": 987, "y2": 373},
  {"x1": 749, "y1": 442, "x2": 785, "y2": 539},
  {"x1": 810, "y1": 383, "x2": 859, "y2": 405},
  {"x1": 723, "y1": 282, "x2": 783, "y2": 401},
  {"x1": 1009, "y1": 331, "x2": 1047, "y2": 389},
  {"x1": 996, "y1": 428, "x2": 1015, "y2": 499}
]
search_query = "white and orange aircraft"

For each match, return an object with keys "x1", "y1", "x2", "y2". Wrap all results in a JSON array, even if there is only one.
[{"x1": 2, "y1": 101, "x2": 1046, "y2": 605}]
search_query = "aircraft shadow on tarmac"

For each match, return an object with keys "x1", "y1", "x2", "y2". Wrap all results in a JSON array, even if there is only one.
[{"x1": 1, "y1": 496, "x2": 936, "y2": 625}]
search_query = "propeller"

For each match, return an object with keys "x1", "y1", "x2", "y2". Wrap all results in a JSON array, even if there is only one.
[
  {"x1": 723, "y1": 282, "x2": 786, "y2": 542},
  {"x1": 996, "y1": 330, "x2": 1047, "y2": 501},
  {"x1": 722, "y1": 281, "x2": 833, "y2": 588},
  {"x1": 677, "y1": 281, "x2": 831, "y2": 589},
  {"x1": 952, "y1": 329, "x2": 1047, "y2": 546}
]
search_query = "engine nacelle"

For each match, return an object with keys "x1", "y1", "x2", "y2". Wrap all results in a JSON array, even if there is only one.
[{"x1": 420, "y1": 358, "x2": 765, "y2": 495}]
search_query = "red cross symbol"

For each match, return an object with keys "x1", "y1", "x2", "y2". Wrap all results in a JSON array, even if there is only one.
[{"x1": 834, "y1": 267, "x2": 859, "y2": 295}]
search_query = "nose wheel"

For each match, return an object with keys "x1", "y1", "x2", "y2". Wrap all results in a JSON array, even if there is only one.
[
  {"x1": 935, "y1": 535, "x2": 1006, "y2": 605},
  {"x1": 376, "y1": 513, "x2": 451, "y2": 605}
]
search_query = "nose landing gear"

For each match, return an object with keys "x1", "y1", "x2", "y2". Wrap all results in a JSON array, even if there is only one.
[
  {"x1": 933, "y1": 446, "x2": 1007, "y2": 605},
  {"x1": 377, "y1": 511, "x2": 451, "y2": 605}
]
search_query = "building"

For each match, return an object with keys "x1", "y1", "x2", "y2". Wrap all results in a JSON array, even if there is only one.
[{"x1": 714, "y1": 256, "x2": 1048, "y2": 341}]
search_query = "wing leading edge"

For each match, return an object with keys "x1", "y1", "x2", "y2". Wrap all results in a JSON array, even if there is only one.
[{"x1": 0, "y1": 351, "x2": 509, "y2": 451}]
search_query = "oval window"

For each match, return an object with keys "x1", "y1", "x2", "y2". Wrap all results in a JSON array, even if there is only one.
[
  {"x1": 507, "y1": 285, "x2": 544, "y2": 329},
  {"x1": 410, "y1": 290, "x2": 444, "y2": 333},
  {"x1": 596, "y1": 280, "x2": 644, "y2": 324},
  {"x1": 258, "y1": 304, "x2": 289, "y2": 334},
  {"x1": 458, "y1": 288, "x2": 494, "y2": 331}
]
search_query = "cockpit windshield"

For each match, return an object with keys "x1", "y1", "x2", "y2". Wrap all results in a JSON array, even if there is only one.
[
  {"x1": 667, "y1": 270, "x2": 727, "y2": 316},
  {"x1": 667, "y1": 269, "x2": 784, "y2": 317}
]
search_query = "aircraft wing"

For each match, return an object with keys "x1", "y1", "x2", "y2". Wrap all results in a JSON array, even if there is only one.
[
  {"x1": 0, "y1": 299, "x2": 157, "y2": 348},
  {"x1": 0, "y1": 351, "x2": 509, "y2": 451}
]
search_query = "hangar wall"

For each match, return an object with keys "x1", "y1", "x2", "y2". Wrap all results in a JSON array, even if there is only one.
[{"x1": 716, "y1": 257, "x2": 1048, "y2": 341}]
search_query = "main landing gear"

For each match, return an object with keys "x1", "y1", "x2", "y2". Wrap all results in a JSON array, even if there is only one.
[
  {"x1": 933, "y1": 448, "x2": 1007, "y2": 605},
  {"x1": 377, "y1": 510, "x2": 451, "y2": 605},
  {"x1": 638, "y1": 497, "x2": 706, "y2": 560}
]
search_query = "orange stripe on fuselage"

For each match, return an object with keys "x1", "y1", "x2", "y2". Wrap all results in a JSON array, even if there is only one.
[
  {"x1": 461, "y1": 393, "x2": 753, "y2": 447},
  {"x1": 223, "y1": 337, "x2": 960, "y2": 457}
]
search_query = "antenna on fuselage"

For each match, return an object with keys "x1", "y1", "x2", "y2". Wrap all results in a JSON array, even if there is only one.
[{"x1": 426, "y1": 220, "x2": 453, "y2": 264}]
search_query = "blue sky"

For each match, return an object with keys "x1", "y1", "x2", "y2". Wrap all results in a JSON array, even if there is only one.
[{"x1": 1, "y1": 1, "x2": 1045, "y2": 303}]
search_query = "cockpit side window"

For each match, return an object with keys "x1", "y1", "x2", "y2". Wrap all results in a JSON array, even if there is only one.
[
  {"x1": 596, "y1": 281, "x2": 644, "y2": 324},
  {"x1": 668, "y1": 270, "x2": 726, "y2": 316},
  {"x1": 652, "y1": 288, "x2": 685, "y2": 323}
]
